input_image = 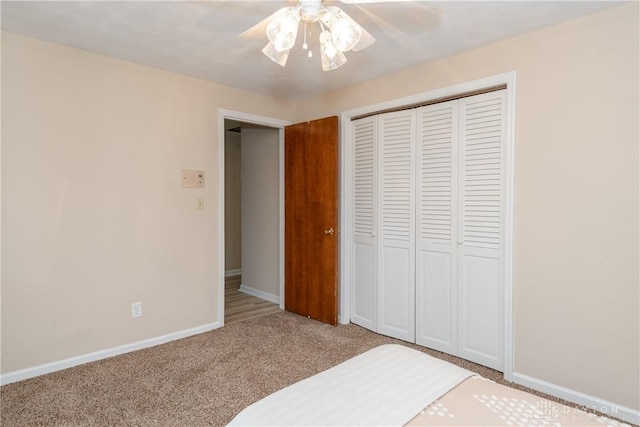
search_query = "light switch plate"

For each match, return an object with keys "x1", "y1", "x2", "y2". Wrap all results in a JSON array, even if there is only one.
[
  {"x1": 196, "y1": 198, "x2": 204, "y2": 210},
  {"x1": 182, "y1": 170, "x2": 198, "y2": 188}
]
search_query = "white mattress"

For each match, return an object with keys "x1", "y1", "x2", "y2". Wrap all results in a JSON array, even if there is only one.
[{"x1": 227, "y1": 344, "x2": 473, "y2": 427}]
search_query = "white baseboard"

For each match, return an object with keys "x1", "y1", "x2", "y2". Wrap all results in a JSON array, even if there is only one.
[
  {"x1": 225, "y1": 269, "x2": 242, "y2": 277},
  {"x1": 239, "y1": 284, "x2": 280, "y2": 304},
  {"x1": 0, "y1": 321, "x2": 222, "y2": 386},
  {"x1": 512, "y1": 372, "x2": 639, "y2": 425}
]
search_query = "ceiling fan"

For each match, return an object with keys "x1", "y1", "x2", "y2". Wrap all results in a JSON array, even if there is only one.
[{"x1": 240, "y1": 0, "x2": 410, "y2": 71}]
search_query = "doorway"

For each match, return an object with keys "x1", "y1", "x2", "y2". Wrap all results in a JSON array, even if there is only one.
[{"x1": 219, "y1": 110, "x2": 290, "y2": 325}]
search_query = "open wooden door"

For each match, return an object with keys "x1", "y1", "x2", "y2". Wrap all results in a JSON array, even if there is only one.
[{"x1": 285, "y1": 116, "x2": 339, "y2": 325}]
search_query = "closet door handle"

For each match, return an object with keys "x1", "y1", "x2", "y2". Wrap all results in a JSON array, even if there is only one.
[{"x1": 324, "y1": 227, "x2": 335, "y2": 235}]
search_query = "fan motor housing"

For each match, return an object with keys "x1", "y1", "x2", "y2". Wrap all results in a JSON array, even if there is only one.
[{"x1": 300, "y1": 0, "x2": 323, "y2": 22}]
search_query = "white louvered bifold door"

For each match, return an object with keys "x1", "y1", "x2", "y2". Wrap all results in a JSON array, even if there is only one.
[
  {"x1": 415, "y1": 101, "x2": 459, "y2": 354},
  {"x1": 352, "y1": 116, "x2": 377, "y2": 330},
  {"x1": 457, "y1": 90, "x2": 506, "y2": 371},
  {"x1": 377, "y1": 110, "x2": 416, "y2": 342}
]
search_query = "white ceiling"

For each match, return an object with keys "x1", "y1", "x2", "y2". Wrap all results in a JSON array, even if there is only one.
[{"x1": 0, "y1": 0, "x2": 624, "y2": 100}]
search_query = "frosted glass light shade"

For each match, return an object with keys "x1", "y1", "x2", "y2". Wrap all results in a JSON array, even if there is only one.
[
  {"x1": 320, "y1": 31, "x2": 347, "y2": 71},
  {"x1": 321, "y1": 6, "x2": 361, "y2": 52},
  {"x1": 266, "y1": 10, "x2": 300, "y2": 52},
  {"x1": 330, "y1": 17, "x2": 361, "y2": 51},
  {"x1": 262, "y1": 42, "x2": 290, "y2": 66}
]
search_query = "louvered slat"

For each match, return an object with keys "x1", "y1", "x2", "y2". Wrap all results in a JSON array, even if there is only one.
[
  {"x1": 354, "y1": 119, "x2": 376, "y2": 237},
  {"x1": 380, "y1": 113, "x2": 413, "y2": 241},
  {"x1": 461, "y1": 94, "x2": 505, "y2": 250},
  {"x1": 418, "y1": 105, "x2": 455, "y2": 243}
]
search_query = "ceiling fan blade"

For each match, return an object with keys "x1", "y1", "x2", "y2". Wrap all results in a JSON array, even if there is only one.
[
  {"x1": 351, "y1": 26, "x2": 376, "y2": 52},
  {"x1": 239, "y1": 6, "x2": 289, "y2": 39}
]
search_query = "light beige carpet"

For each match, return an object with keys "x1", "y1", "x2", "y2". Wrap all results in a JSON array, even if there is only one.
[{"x1": 0, "y1": 311, "x2": 613, "y2": 426}]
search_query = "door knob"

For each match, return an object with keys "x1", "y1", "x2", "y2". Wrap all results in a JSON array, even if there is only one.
[{"x1": 324, "y1": 227, "x2": 335, "y2": 235}]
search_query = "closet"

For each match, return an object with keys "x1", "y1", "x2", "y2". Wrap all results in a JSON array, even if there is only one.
[{"x1": 352, "y1": 90, "x2": 506, "y2": 371}]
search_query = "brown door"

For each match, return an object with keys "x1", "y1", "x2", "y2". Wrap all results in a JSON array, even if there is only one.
[{"x1": 285, "y1": 116, "x2": 339, "y2": 326}]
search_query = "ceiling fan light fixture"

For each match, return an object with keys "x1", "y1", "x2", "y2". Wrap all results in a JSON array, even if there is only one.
[
  {"x1": 248, "y1": 2, "x2": 371, "y2": 71},
  {"x1": 262, "y1": 42, "x2": 290, "y2": 67},
  {"x1": 266, "y1": 9, "x2": 300, "y2": 52}
]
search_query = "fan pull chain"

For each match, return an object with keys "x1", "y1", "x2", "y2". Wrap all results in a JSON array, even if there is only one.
[
  {"x1": 302, "y1": 23, "x2": 308, "y2": 50},
  {"x1": 303, "y1": 23, "x2": 313, "y2": 58}
]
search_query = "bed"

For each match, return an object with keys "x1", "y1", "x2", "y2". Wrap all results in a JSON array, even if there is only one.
[{"x1": 228, "y1": 344, "x2": 630, "y2": 427}]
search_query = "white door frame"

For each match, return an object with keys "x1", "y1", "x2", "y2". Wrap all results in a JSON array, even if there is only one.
[
  {"x1": 217, "y1": 109, "x2": 292, "y2": 326},
  {"x1": 339, "y1": 72, "x2": 517, "y2": 381}
]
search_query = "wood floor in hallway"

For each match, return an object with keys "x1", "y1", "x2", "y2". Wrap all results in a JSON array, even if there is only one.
[{"x1": 224, "y1": 275, "x2": 282, "y2": 324}]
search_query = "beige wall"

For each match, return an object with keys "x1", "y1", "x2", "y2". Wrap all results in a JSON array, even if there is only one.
[
  {"x1": 0, "y1": 32, "x2": 295, "y2": 373},
  {"x1": 297, "y1": 3, "x2": 639, "y2": 411},
  {"x1": 224, "y1": 131, "x2": 242, "y2": 272},
  {"x1": 241, "y1": 128, "x2": 280, "y2": 298}
]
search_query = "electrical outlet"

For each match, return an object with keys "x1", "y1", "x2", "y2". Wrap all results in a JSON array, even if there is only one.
[{"x1": 131, "y1": 302, "x2": 142, "y2": 318}]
